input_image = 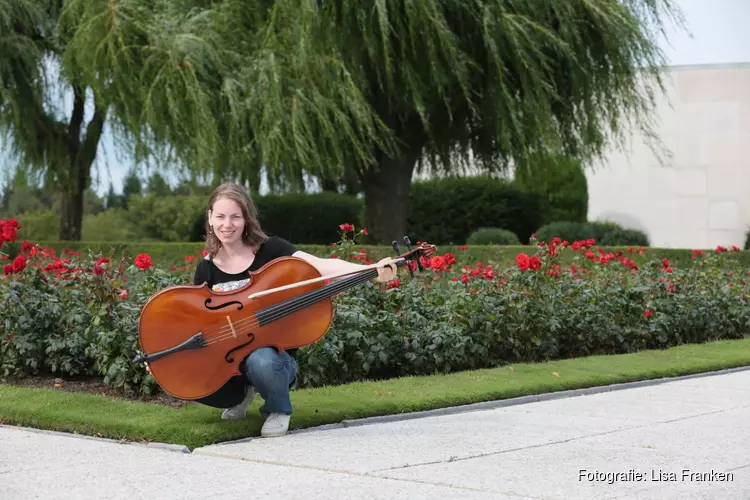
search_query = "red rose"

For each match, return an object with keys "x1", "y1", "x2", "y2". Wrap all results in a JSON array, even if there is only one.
[
  {"x1": 134, "y1": 253, "x2": 153, "y2": 270},
  {"x1": 94, "y1": 257, "x2": 110, "y2": 276},
  {"x1": 11, "y1": 255, "x2": 26, "y2": 273},
  {"x1": 529, "y1": 256, "x2": 542, "y2": 271},
  {"x1": 1, "y1": 225, "x2": 17, "y2": 243},
  {"x1": 516, "y1": 254, "x2": 530, "y2": 271},
  {"x1": 430, "y1": 256, "x2": 447, "y2": 271}
]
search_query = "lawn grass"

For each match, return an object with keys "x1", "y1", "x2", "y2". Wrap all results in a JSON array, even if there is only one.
[{"x1": 2, "y1": 338, "x2": 750, "y2": 450}]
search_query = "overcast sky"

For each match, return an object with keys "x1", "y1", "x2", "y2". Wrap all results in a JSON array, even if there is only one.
[{"x1": 2, "y1": 0, "x2": 749, "y2": 196}]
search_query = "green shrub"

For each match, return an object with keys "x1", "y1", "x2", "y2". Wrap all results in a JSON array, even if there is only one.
[
  {"x1": 23, "y1": 240, "x2": 750, "y2": 271},
  {"x1": 122, "y1": 192, "x2": 363, "y2": 245},
  {"x1": 534, "y1": 221, "x2": 596, "y2": 244},
  {"x1": 535, "y1": 220, "x2": 650, "y2": 247},
  {"x1": 12, "y1": 212, "x2": 59, "y2": 241},
  {"x1": 589, "y1": 221, "x2": 650, "y2": 246},
  {"x1": 407, "y1": 176, "x2": 543, "y2": 244},
  {"x1": 745, "y1": 227, "x2": 749, "y2": 250},
  {"x1": 83, "y1": 209, "x2": 145, "y2": 241},
  {"x1": 466, "y1": 228, "x2": 521, "y2": 245},
  {"x1": 513, "y1": 154, "x2": 588, "y2": 225},
  {"x1": 125, "y1": 196, "x2": 207, "y2": 242},
  {"x1": 255, "y1": 192, "x2": 363, "y2": 245}
]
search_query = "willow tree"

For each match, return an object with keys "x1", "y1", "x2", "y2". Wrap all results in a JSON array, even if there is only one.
[
  {"x1": 0, "y1": 0, "x2": 246, "y2": 240},
  {"x1": 1, "y1": 0, "x2": 102, "y2": 240},
  {"x1": 7, "y1": 0, "x2": 683, "y2": 243}
]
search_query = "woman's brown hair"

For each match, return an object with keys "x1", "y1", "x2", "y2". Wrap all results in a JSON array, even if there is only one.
[{"x1": 204, "y1": 183, "x2": 268, "y2": 258}]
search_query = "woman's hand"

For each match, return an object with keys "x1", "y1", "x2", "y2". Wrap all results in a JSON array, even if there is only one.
[{"x1": 374, "y1": 258, "x2": 397, "y2": 283}]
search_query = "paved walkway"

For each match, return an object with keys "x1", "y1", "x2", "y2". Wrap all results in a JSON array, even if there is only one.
[{"x1": 3, "y1": 370, "x2": 750, "y2": 499}]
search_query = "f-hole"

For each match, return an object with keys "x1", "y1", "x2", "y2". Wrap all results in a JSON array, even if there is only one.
[
  {"x1": 225, "y1": 333, "x2": 255, "y2": 363},
  {"x1": 205, "y1": 298, "x2": 244, "y2": 311}
]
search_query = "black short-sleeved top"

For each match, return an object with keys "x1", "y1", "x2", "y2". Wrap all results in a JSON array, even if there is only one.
[{"x1": 193, "y1": 235, "x2": 299, "y2": 292}]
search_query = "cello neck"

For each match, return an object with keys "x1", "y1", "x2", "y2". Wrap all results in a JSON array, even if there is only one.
[{"x1": 255, "y1": 266, "x2": 382, "y2": 326}]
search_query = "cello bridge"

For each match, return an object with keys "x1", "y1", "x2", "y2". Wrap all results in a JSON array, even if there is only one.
[{"x1": 226, "y1": 316, "x2": 238, "y2": 339}]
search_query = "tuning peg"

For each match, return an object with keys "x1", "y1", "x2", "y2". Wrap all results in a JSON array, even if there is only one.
[
  {"x1": 391, "y1": 240, "x2": 400, "y2": 254},
  {"x1": 400, "y1": 236, "x2": 417, "y2": 277}
]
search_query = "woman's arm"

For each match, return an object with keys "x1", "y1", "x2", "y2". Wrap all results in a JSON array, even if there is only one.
[{"x1": 292, "y1": 251, "x2": 396, "y2": 283}]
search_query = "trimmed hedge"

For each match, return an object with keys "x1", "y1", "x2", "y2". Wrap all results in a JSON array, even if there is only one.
[
  {"x1": 512, "y1": 153, "x2": 588, "y2": 224},
  {"x1": 535, "y1": 220, "x2": 650, "y2": 247},
  {"x1": 16, "y1": 178, "x2": 545, "y2": 246},
  {"x1": 407, "y1": 176, "x2": 543, "y2": 244},
  {"x1": 466, "y1": 228, "x2": 521, "y2": 245},
  {"x1": 124, "y1": 192, "x2": 364, "y2": 245},
  {"x1": 18, "y1": 241, "x2": 750, "y2": 270}
]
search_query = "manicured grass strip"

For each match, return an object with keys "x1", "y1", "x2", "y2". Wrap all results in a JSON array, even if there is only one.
[{"x1": 2, "y1": 338, "x2": 750, "y2": 450}]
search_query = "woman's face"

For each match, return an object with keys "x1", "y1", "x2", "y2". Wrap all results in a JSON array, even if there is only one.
[{"x1": 209, "y1": 197, "x2": 245, "y2": 245}]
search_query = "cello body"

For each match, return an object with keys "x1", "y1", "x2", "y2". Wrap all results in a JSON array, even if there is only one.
[
  {"x1": 137, "y1": 257, "x2": 332, "y2": 401},
  {"x1": 134, "y1": 241, "x2": 436, "y2": 401}
]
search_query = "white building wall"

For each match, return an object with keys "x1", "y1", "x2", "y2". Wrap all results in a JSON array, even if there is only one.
[{"x1": 586, "y1": 63, "x2": 750, "y2": 248}]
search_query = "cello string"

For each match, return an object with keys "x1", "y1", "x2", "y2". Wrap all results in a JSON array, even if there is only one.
[
  {"x1": 201, "y1": 269, "x2": 379, "y2": 346},
  {"x1": 202, "y1": 269, "x2": 378, "y2": 346},
  {"x1": 195, "y1": 271, "x2": 367, "y2": 342},
  {"x1": 199, "y1": 271, "x2": 369, "y2": 342},
  {"x1": 198, "y1": 259, "x2": 402, "y2": 344}
]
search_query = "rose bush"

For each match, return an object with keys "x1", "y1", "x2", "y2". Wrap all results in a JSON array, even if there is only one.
[
  {"x1": 0, "y1": 218, "x2": 188, "y2": 394},
  {"x1": 1, "y1": 218, "x2": 748, "y2": 395}
]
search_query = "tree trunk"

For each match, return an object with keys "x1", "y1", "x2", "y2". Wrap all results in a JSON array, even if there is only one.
[
  {"x1": 59, "y1": 183, "x2": 85, "y2": 241},
  {"x1": 59, "y1": 88, "x2": 106, "y2": 241},
  {"x1": 362, "y1": 148, "x2": 421, "y2": 246}
]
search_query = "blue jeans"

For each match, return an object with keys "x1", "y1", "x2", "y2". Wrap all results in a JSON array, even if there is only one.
[{"x1": 243, "y1": 347, "x2": 297, "y2": 416}]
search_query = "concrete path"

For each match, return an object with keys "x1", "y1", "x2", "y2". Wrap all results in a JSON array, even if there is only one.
[{"x1": 2, "y1": 370, "x2": 750, "y2": 499}]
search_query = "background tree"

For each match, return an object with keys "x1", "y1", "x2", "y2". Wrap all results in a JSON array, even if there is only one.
[
  {"x1": 105, "y1": 182, "x2": 122, "y2": 210},
  {"x1": 12, "y1": 1, "x2": 683, "y2": 243},
  {"x1": 0, "y1": 0, "x2": 108, "y2": 240},
  {"x1": 121, "y1": 168, "x2": 142, "y2": 209},
  {"x1": 146, "y1": 172, "x2": 173, "y2": 197}
]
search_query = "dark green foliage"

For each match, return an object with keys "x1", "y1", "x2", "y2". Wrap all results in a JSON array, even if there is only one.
[
  {"x1": 254, "y1": 193, "x2": 363, "y2": 245},
  {"x1": 124, "y1": 196, "x2": 208, "y2": 242},
  {"x1": 466, "y1": 228, "x2": 521, "y2": 245},
  {"x1": 117, "y1": 192, "x2": 364, "y2": 245},
  {"x1": 534, "y1": 221, "x2": 596, "y2": 244},
  {"x1": 513, "y1": 154, "x2": 589, "y2": 225},
  {"x1": 407, "y1": 176, "x2": 543, "y2": 244},
  {"x1": 16, "y1": 242, "x2": 750, "y2": 270},
  {"x1": 590, "y1": 221, "x2": 650, "y2": 246},
  {"x1": 535, "y1": 220, "x2": 650, "y2": 246}
]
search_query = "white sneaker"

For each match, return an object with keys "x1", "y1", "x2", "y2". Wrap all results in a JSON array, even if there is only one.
[
  {"x1": 261, "y1": 413, "x2": 290, "y2": 437},
  {"x1": 221, "y1": 386, "x2": 255, "y2": 420}
]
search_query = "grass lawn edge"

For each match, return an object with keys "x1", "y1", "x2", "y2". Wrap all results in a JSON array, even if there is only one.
[{"x1": 1, "y1": 337, "x2": 750, "y2": 450}]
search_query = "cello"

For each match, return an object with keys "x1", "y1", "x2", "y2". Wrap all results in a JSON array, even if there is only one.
[{"x1": 132, "y1": 238, "x2": 437, "y2": 401}]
